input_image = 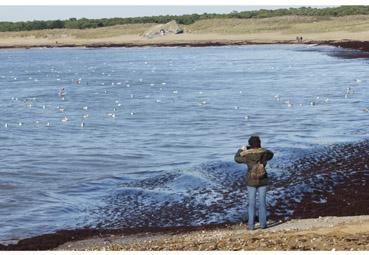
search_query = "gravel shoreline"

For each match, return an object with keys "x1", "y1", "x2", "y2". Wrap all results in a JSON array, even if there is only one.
[{"x1": 56, "y1": 215, "x2": 369, "y2": 251}]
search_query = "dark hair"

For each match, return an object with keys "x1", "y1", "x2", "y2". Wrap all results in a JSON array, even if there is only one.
[{"x1": 248, "y1": 136, "x2": 261, "y2": 148}]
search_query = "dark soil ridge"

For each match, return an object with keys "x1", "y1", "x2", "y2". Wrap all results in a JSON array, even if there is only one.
[
  {"x1": 0, "y1": 40, "x2": 290, "y2": 50},
  {"x1": 1, "y1": 40, "x2": 369, "y2": 55},
  {"x1": 0, "y1": 223, "x2": 237, "y2": 251}
]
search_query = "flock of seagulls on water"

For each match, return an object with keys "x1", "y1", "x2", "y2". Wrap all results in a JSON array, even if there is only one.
[
  {"x1": 272, "y1": 78, "x2": 368, "y2": 111},
  {"x1": 0, "y1": 61, "x2": 368, "y2": 130},
  {"x1": 0, "y1": 70, "x2": 184, "y2": 129},
  {"x1": 2, "y1": 81, "x2": 124, "y2": 129}
]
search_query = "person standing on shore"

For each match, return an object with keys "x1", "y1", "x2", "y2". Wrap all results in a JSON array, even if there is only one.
[{"x1": 234, "y1": 136, "x2": 274, "y2": 230}]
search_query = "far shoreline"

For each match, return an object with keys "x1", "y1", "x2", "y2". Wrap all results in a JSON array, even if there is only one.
[{"x1": 1, "y1": 40, "x2": 369, "y2": 58}]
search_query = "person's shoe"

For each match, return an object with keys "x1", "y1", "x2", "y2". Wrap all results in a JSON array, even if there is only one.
[
  {"x1": 260, "y1": 225, "x2": 268, "y2": 229},
  {"x1": 247, "y1": 226, "x2": 254, "y2": 231}
]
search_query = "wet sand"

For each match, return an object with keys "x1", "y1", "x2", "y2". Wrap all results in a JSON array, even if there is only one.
[{"x1": 276, "y1": 139, "x2": 369, "y2": 232}]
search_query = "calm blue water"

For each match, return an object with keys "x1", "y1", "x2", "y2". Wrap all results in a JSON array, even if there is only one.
[{"x1": 1, "y1": 45, "x2": 369, "y2": 242}]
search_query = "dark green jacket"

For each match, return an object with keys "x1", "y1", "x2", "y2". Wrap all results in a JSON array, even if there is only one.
[{"x1": 234, "y1": 147, "x2": 274, "y2": 187}]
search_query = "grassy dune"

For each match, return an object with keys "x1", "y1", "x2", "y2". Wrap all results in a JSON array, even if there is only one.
[
  {"x1": 185, "y1": 15, "x2": 369, "y2": 34},
  {"x1": 1, "y1": 15, "x2": 369, "y2": 47}
]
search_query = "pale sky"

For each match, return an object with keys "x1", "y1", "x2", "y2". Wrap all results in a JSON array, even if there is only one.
[{"x1": 0, "y1": 5, "x2": 326, "y2": 22}]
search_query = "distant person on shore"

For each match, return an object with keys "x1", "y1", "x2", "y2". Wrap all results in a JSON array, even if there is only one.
[{"x1": 234, "y1": 136, "x2": 274, "y2": 230}]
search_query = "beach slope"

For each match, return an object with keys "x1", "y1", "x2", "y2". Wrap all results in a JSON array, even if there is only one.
[{"x1": 56, "y1": 215, "x2": 369, "y2": 251}]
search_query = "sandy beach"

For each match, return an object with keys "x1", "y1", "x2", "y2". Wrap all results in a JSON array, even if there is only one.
[
  {"x1": 55, "y1": 215, "x2": 369, "y2": 251},
  {"x1": 4, "y1": 215, "x2": 369, "y2": 251},
  {"x1": 1, "y1": 32, "x2": 369, "y2": 50}
]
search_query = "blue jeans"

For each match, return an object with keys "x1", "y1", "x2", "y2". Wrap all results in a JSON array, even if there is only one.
[{"x1": 247, "y1": 185, "x2": 267, "y2": 230}]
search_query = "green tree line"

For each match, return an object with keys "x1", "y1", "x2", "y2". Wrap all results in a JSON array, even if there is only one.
[{"x1": 1, "y1": 5, "x2": 369, "y2": 32}]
